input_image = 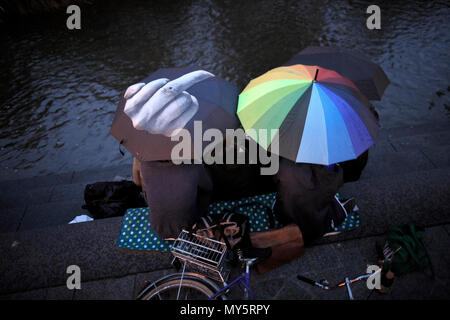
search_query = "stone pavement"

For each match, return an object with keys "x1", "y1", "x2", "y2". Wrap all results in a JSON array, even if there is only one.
[{"x1": 0, "y1": 120, "x2": 449, "y2": 300}]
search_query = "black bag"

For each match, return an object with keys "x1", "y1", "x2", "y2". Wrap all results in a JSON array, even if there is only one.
[
  {"x1": 82, "y1": 181, "x2": 147, "y2": 219},
  {"x1": 191, "y1": 211, "x2": 251, "y2": 251}
]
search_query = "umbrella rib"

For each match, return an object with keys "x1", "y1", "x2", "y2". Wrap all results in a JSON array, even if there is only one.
[
  {"x1": 296, "y1": 84, "x2": 329, "y2": 164},
  {"x1": 245, "y1": 87, "x2": 311, "y2": 149},
  {"x1": 319, "y1": 83, "x2": 378, "y2": 140},
  {"x1": 318, "y1": 85, "x2": 375, "y2": 158},
  {"x1": 315, "y1": 84, "x2": 357, "y2": 162},
  {"x1": 238, "y1": 81, "x2": 310, "y2": 124},
  {"x1": 274, "y1": 86, "x2": 313, "y2": 162}
]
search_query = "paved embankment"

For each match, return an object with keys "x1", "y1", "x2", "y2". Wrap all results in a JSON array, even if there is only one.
[{"x1": 0, "y1": 120, "x2": 449, "y2": 299}]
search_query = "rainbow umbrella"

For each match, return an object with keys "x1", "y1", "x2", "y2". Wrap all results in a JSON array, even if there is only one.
[{"x1": 237, "y1": 65, "x2": 379, "y2": 165}]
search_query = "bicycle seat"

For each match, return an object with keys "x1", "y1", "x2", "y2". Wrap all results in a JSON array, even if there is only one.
[{"x1": 239, "y1": 247, "x2": 272, "y2": 264}]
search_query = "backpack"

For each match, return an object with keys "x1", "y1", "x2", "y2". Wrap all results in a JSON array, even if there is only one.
[
  {"x1": 382, "y1": 224, "x2": 433, "y2": 277},
  {"x1": 82, "y1": 181, "x2": 147, "y2": 219},
  {"x1": 191, "y1": 211, "x2": 252, "y2": 251}
]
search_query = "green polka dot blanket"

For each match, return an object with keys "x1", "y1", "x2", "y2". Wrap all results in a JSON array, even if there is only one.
[
  {"x1": 116, "y1": 193, "x2": 361, "y2": 252},
  {"x1": 208, "y1": 193, "x2": 283, "y2": 232}
]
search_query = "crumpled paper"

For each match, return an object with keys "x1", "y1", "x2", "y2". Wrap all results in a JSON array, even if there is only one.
[{"x1": 69, "y1": 215, "x2": 94, "y2": 224}]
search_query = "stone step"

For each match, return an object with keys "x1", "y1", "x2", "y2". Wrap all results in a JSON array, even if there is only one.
[
  {"x1": 0, "y1": 163, "x2": 134, "y2": 209},
  {"x1": 378, "y1": 120, "x2": 449, "y2": 141},
  {"x1": 313, "y1": 166, "x2": 450, "y2": 245},
  {"x1": 360, "y1": 143, "x2": 450, "y2": 181},
  {"x1": 0, "y1": 143, "x2": 450, "y2": 214},
  {"x1": 0, "y1": 216, "x2": 172, "y2": 295},
  {"x1": 0, "y1": 164, "x2": 133, "y2": 196},
  {"x1": 1, "y1": 216, "x2": 449, "y2": 300},
  {"x1": 1, "y1": 146, "x2": 449, "y2": 235},
  {"x1": 1, "y1": 119, "x2": 448, "y2": 191},
  {"x1": 1, "y1": 162, "x2": 449, "y2": 293},
  {"x1": 0, "y1": 137, "x2": 447, "y2": 210}
]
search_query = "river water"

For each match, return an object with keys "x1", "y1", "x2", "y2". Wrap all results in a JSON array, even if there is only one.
[{"x1": 0, "y1": 0, "x2": 449, "y2": 180}]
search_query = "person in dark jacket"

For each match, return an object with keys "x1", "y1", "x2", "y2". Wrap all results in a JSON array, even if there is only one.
[
  {"x1": 138, "y1": 160, "x2": 213, "y2": 239},
  {"x1": 270, "y1": 103, "x2": 379, "y2": 243},
  {"x1": 133, "y1": 140, "x2": 272, "y2": 238},
  {"x1": 205, "y1": 137, "x2": 275, "y2": 202},
  {"x1": 126, "y1": 70, "x2": 272, "y2": 239},
  {"x1": 272, "y1": 158, "x2": 346, "y2": 245},
  {"x1": 339, "y1": 150, "x2": 369, "y2": 183},
  {"x1": 125, "y1": 71, "x2": 217, "y2": 239}
]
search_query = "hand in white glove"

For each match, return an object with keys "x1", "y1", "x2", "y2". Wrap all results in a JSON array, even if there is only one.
[{"x1": 123, "y1": 70, "x2": 214, "y2": 137}]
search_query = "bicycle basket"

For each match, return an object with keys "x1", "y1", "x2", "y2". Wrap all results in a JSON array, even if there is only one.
[{"x1": 171, "y1": 230, "x2": 230, "y2": 283}]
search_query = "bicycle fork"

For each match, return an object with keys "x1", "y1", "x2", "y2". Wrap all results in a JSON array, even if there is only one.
[
  {"x1": 208, "y1": 261, "x2": 255, "y2": 300},
  {"x1": 176, "y1": 260, "x2": 188, "y2": 300},
  {"x1": 242, "y1": 262, "x2": 253, "y2": 300}
]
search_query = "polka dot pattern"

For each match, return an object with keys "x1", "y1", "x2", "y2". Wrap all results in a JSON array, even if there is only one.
[
  {"x1": 116, "y1": 193, "x2": 361, "y2": 252},
  {"x1": 333, "y1": 212, "x2": 362, "y2": 233},
  {"x1": 116, "y1": 208, "x2": 172, "y2": 252},
  {"x1": 207, "y1": 193, "x2": 281, "y2": 232}
]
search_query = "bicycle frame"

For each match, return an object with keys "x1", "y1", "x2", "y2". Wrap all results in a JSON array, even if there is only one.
[
  {"x1": 297, "y1": 268, "x2": 382, "y2": 300},
  {"x1": 164, "y1": 230, "x2": 265, "y2": 300},
  {"x1": 297, "y1": 247, "x2": 400, "y2": 299},
  {"x1": 208, "y1": 261, "x2": 255, "y2": 300}
]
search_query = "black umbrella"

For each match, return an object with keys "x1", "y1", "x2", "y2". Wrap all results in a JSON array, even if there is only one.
[
  {"x1": 283, "y1": 46, "x2": 390, "y2": 100},
  {"x1": 109, "y1": 66, "x2": 240, "y2": 162}
]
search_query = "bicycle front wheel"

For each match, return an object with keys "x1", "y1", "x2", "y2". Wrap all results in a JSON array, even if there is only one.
[{"x1": 137, "y1": 273, "x2": 224, "y2": 300}]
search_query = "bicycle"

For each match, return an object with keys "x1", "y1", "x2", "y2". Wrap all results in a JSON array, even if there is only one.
[
  {"x1": 297, "y1": 246, "x2": 401, "y2": 299},
  {"x1": 297, "y1": 270, "x2": 381, "y2": 300},
  {"x1": 136, "y1": 229, "x2": 271, "y2": 300}
]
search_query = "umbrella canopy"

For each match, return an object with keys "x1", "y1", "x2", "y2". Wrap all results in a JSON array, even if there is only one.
[
  {"x1": 283, "y1": 46, "x2": 390, "y2": 100},
  {"x1": 110, "y1": 66, "x2": 240, "y2": 161},
  {"x1": 237, "y1": 65, "x2": 379, "y2": 165}
]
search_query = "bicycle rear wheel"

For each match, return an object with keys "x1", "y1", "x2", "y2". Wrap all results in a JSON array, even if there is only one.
[{"x1": 137, "y1": 273, "x2": 224, "y2": 300}]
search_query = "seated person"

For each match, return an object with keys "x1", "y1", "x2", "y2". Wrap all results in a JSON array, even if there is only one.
[
  {"x1": 131, "y1": 135, "x2": 273, "y2": 238},
  {"x1": 124, "y1": 70, "x2": 215, "y2": 239},
  {"x1": 205, "y1": 136, "x2": 275, "y2": 202},
  {"x1": 125, "y1": 70, "x2": 273, "y2": 239},
  {"x1": 272, "y1": 158, "x2": 346, "y2": 245},
  {"x1": 137, "y1": 159, "x2": 213, "y2": 240},
  {"x1": 339, "y1": 150, "x2": 369, "y2": 183},
  {"x1": 125, "y1": 70, "x2": 367, "y2": 242}
]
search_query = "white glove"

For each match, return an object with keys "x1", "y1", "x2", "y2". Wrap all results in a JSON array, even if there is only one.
[{"x1": 123, "y1": 70, "x2": 214, "y2": 137}]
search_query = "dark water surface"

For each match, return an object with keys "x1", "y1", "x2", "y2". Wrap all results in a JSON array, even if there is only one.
[{"x1": 0, "y1": 0, "x2": 449, "y2": 179}]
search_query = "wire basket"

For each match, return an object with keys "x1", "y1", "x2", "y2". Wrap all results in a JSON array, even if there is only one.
[{"x1": 171, "y1": 229, "x2": 230, "y2": 283}]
